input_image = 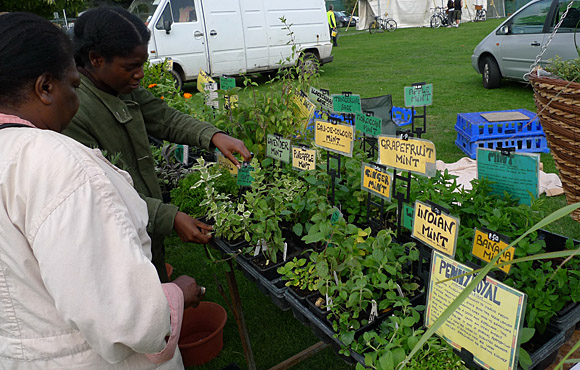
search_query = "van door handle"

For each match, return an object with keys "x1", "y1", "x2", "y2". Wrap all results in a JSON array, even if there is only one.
[
  {"x1": 194, "y1": 31, "x2": 204, "y2": 38},
  {"x1": 210, "y1": 30, "x2": 217, "y2": 36},
  {"x1": 531, "y1": 41, "x2": 540, "y2": 46}
]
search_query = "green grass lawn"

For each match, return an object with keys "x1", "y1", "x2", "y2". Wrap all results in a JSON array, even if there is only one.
[{"x1": 175, "y1": 18, "x2": 580, "y2": 370}]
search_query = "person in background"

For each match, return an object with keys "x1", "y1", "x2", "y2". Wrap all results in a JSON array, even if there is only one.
[
  {"x1": 447, "y1": 0, "x2": 455, "y2": 27},
  {"x1": 0, "y1": 12, "x2": 202, "y2": 369},
  {"x1": 63, "y1": 6, "x2": 252, "y2": 282},
  {"x1": 454, "y1": 0, "x2": 463, "y2": 27},
  {"x1": 327, "y1": 4, "x2": 338, "y2": 47}
]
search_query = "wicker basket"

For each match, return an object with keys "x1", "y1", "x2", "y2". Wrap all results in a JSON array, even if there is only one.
[{"x1": 529, "y1": 70, "x2": 580, "y2": 221}]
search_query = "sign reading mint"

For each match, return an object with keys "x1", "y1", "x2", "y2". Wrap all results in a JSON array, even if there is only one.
[{"x1": 404, "y1": 83, "x2": 433, "y2": 107}]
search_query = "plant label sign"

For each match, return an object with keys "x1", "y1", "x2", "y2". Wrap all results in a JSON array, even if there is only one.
[
  {"x1": 237, "y1": 165, "x2": 254, "y2": 187},
  {"x1": 266, "y1": 134, "x2": 291, "y2": 163},
  {"x1": 308, "y1": 87, "x2": 333, "y2": 111},
  {"x1": 291, "y1": 146, "x2": 316, "y2": 171},
  {"x1": 332, "y1": 93, "x2": 361, "y2": 113},
  {"x1": 412, "y1": 201, "x2": 459, "y2": 257},
  {"x1": 426, "y1": 251, "x2": 526, "y2": 370},
  {"x1": 215, "y1": 150, "x2": 238, "y2": 175},
  {"x1": 197, "y1": 68, "x2": 215, "y2": 93},
  {"x1": 472, "y1": 228, "x2": 514, "y2": 274},
  {"x1": 361, "y1": 162, "x2": 391, "y2": 200},
  {"x1": 377, "y1": 136, "x2": 436, "y2": 176},
  {"x1": 402, "y1": 204, "x2": 414, "y2": 231},
  {"x1": 220, "y1": 76, "x2": 236, "y2": 90},
  {"x1": 174, "y1": 144, "x2": 189, "y2": 165},
  {"x1": 477, "y1": 148, "x2": 540, "y2": 206},
  {"x1": 355, "y1": 112, "x2": 382, "y2": 137},
  {"x1": 204, "y1": 82, "x2": 219, "y2": 109},
  {"x1": 404, "y1": 83, "x2": 433, "y2": 107},
  {"x1": 291, "y1": 91, "x2": 316, "y2": 132},
  {"x1": 224, "y1": 94, "x2": 238, "y2": 110},
  {"x1": 314, "y1": 120, "x2": 354, "y2": 157}
]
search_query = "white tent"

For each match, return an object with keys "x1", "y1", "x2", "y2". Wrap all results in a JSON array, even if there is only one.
[{"x1": 357, "y1": 0, "x2": 505, "y2": 29}]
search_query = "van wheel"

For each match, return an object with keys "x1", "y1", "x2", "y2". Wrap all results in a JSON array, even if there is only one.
[
  {"x1": 481, "y1": 56, "x2": 501, "y2": 89},
  {"x1": 170, "y1": 69, "x2": 183, "y2": 90},
  {"x1": 298, "y1": 52, "x2": 320, "y2": 77}
]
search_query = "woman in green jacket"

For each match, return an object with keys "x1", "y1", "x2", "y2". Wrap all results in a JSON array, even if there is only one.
[{"x1": 64, "y1": 6, "x2": 252, "y2": 282}]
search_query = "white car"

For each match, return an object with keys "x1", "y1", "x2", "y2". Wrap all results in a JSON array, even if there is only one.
[{"x1": 472, "y1": 0, "x2": 580, "y2": 89}]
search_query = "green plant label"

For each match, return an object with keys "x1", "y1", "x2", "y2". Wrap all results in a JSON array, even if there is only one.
[
  {"x1": 308, "y1": 87, "x2": 333, "y2": 111},
  {"x1": 404, "y1": 83, "x2": 433, "y2": 107},
  {"x1": 471, "y1": 228, "x2": 514, "y2": 274},
  {"x1": 402, "y1": 204, "x2": 414, "y2": 230},
  {"x1": 378, "y1": 135, "x2": 436, "y2": 176},
  {"x1": 220, "y1": 76, "x2": 236, "y2": 90},
  {"x1": 425, "y1": 251, "x2": 526, "y2": 370},
  {"x1": 174, "y1": 144, "x2": 188, "y2": 165},
  {"x1": 332, "y1": 94, "x2": 361, "y2": 113},
  {"x1": 237, "y1": 165, "x2": 254, "y2": 187},
  {"x1": 476, "y1": 148, "x2": 539, "y2": 206},
  {"x1": 355, "y1": 112, "x2": 382, "y2": 136},
  {"x1": 266, "y1": 134, "x2": 291, "y2": 163},
  {"x1": 330, "y1": 209, "x2": 342, "y2": 224},
  {"x1": 361, "y1": 162, "x2": 391, "y2": 200},
  {"x1": 412, "y1": 200, "x2": 459, "y2": 257},
  {"x1": 292, "y1": 146, "x2": 316, "y2": 171}
]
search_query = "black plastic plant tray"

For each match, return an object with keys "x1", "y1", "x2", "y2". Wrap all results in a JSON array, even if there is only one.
[
  {"x1": 548, "y1": 302, "x2": 580, "y2": 340},
  {"x1": 235, "y1": 256, "x2": 290, "y2": 311}
]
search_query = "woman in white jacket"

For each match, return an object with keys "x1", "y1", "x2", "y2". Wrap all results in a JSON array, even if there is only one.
[{"x1": 0, "y1": 12, "x2": 203, "y2": 369}]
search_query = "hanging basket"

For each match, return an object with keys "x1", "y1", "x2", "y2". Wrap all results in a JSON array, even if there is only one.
[{"x1": 529, "y1": 70, "x2": 580, "y2": 221}]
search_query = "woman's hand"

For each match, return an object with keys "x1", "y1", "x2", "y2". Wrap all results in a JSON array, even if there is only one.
[
  {"x1": 211, "y1": 132, "x2": 252, "y2": 167},
  {"x1": 172, "y1": 275, "x2": 204, "y2": 308},
  {"x1": 173, "y1": 211, "x2": 212, "y2": 244}
]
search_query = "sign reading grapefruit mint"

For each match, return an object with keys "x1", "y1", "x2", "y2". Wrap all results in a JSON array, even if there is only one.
[
  {"x1": 426, "y1": 251, "x2": 526, "y2": 370},
  {"x1": 412, "y1": 201, "x2": 459, "y2": 257},
  {"x1": 378, "y1": 136, "x2": 436, "y2": 176},
  {"x1": 292, "y1": 146, "x2": 316, "y2": 171},
  {"x1": 404, "y1": 83, "x2": 433, "y2": 107},
  {"x1": 314, "y1": 120, "x2": 354, "y2": 157}
]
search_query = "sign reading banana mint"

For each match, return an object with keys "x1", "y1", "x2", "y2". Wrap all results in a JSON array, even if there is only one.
[
  {"x1": 426, "y1": 251, "x2": 526, "y2": 370},
  {"x1": 314, "y1": 120, "x2": 354, "y2": 157},
  {"x1": 378, "y1": 136, "x2": 437, "y2": 176},
  {"x1": 332, "y1": 93, "x2": 361, "y2": 113},
  {"x1": 472, "y1": 228, "x2": 514, "y2": 274},
  {"x1": 355, "y1": 112, "x2": 382, "y2": 136},
  {"x1": 266, "y1": 134, "x2": 291, "y2": 163},
  {"x1": 361, "y1": 162, "x2": 392, "y2": 200},
  {"x1": 291, "y1": 91, "x2": 316, "y2": 131},
  {"x1": 308, "y1": 87, "x2": 333, "y2": 111},
  {"x1": 412, "y1": 201, "x2": 459, "y2": 257},
  {"x1": 292, "y1": 146, "x2": 316, "y2": 171},
  {"x1": 216, "y1": 150, "x2": 238, "y2": 175},
  {"x1": 477, "y1": 148, "x2": 540, "y2": 206},
  {"x1": 404, "y1": 83, "x2": 433, "y2": 107}
]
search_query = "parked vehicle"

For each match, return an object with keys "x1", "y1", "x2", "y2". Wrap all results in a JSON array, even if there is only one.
[
  {"x1": 472, "y1": 0, "x2": 580, "y2": 89},
  {"x1": 128, "y1": 0, "x2": 334, "y2": 88},
  {"x1": 334, "y1": 11, "x2": 356, "y2": 27}
]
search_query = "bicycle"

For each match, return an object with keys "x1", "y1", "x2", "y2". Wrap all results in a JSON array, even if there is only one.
[
  {"x1": 429, "y1": 6, "x2": 450, "y2": 28},
  {"x1": 474, "y1": 4, "x2": 487, "y2": 21},
  {"x1": 369, "y1": 13, "x2": 397, "y2": 33}
]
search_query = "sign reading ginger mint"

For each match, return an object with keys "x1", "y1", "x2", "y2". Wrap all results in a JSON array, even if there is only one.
[
  {"x1": 412, "y1": 201, "x2": 459, "y2": 257},
  {"x1": 361, "y1": 163, "x2": 391, "y2": 200},
  {"x1": 314, "y1": 120, "x2": 354, "y2": 157},
  {"x1": 378, "y1": 136, "x2": 436, "y2": 176},
  {"x1": 426, "y1": 251, "x2": 526, "y2": 370},
  {"x1": 266, "y1": 134, "x2": 291, "y2": 163},
  {"x1": 292, "y1": 146, "x2": 316, "y2": 171},
  {"x1": 472, "y1": 228, "x2": 514, "y2": 274}
]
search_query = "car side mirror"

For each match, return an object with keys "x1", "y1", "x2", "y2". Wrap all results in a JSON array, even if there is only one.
[
  {"x1": 498, "y1": 24, "x2": 510, "y2": 35},
  {"x1": 163, "y1": 20, "x2": 172, "y2": 34}
]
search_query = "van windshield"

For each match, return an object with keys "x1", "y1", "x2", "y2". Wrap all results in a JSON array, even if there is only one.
[{"x1": 128, "y1": 0, "x2": 160, "y2": 24}]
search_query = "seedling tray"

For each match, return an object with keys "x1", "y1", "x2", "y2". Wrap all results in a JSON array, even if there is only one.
[
  {"x1": 455, "y1": 130, "x2": 549, "y2": 159},
  {"x1": 455, "y1": 109, "x2": 544, "y2": 142}
]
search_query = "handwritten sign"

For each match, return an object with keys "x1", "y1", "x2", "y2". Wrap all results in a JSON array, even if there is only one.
[
  {"x1": 426, "y1": 251, "x2": 526, "y2": 370},
  {"x1": 291, "y1": 91, "x2": 316, "y2": 132},
  {"x1": 216, "y1": 150, "x2": 238, "y2": 175},
  {"x1": 412, "y1": 201, "x2": 459, "y2": 257},
  {"x1": 308, "y1": 87, "x2": 333, "y2": 111},
  {"x1": 472, "y1": 228, "x2": 514, "y2": 274},
  {"x1": 224, "y1": 94, "x2": 239, "y2": 110},
  {"x1": 332, "y1": 94, "x2": 361, "y2": 113},
  {"x1": 237, "y1": 165, "x2": 254, "y2": 187},
  {"x1": 477, "y1": 148, "x2": 539, "y2": 206},
  {"x1": 404, "y1": 83, "x2": 433, "y2": 107},
  {"x1": 266, "y1": 134, "x2": 291, "y2": 163},
  {"x1": 361, "y1": 162, "x2": 391, "y2": 200},
  {"x1": 204, "y1": 82, "x2": 218, "y2": 109},
  {"x1": 197, "y1": 68, "x2": 215, "y2": 93},
  {"x1": 378, "y1": 136, "x2": 436, "y2": 176},
  {"x1": 355, "y1": 112, "x2": 382, "y2": 137},
  {"x1": 314, "y1": 120, "x2": 354, "y2": 157},
  {"x1": 402, "y1": 204, "x2": 414, "y2": 231},
  {"x1": 220, "y1": 76, "x2": 236, "y2": 90},
  {"x1": 292, "y1": 146, "x2": 316, "y2": 171}
]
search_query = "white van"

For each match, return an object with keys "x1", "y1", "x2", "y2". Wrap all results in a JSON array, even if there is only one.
[{"x1": 128, "y1": 0, "x2": 334, "y2": 87}]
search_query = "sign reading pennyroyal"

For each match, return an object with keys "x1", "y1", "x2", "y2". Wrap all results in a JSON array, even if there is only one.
[
  {"x1": 412, "y1": 201, "x2": 459, "y2": 258},
  {"x1": 426, "y1": 251, "x2": 526, "y2": 370},
  {"x1": 361, "y1": 162, "x2": 392, "y2": 200},
  {"x1": 314, "y1": 119, "x2": 354, "y2": 157},
  {"x1": 378, "y1": 135, "x2": 436, "y2": 176}
]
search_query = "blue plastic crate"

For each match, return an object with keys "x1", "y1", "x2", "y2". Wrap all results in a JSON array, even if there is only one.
[
  {"x1": 455, "y1": 130, "x2": 550, "y2": 159},
  {"x1": 455, "y1": 109, "x2": 544, "y2": 141}
]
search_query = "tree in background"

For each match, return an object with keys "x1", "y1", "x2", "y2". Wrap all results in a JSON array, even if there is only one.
[{"x1": 2, "y1": 0, "x2": 134, "y2": 17}]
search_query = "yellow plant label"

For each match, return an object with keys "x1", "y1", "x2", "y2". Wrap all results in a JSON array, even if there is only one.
[
  {"x1": 216, "y1": 151, "x2": 238, "y2": 175},
  {"x1": 361, "y1": 163, "x2": 391, "y2": 200},
  {"x1": 197, "y1": 68, "x2": 215, "y2": 93},
  {"x1": 412, "y1": 201, "x2": 459, "y2": 257},
  {"x1": 471, "y1": 228, "x2": 514, "y2": 274},
  {"x1": 314, "y1": 120, "x2": 354, "y2": 157},
  {"x1": 292, "y1": 146, "x2": 316, "y2": 171},
  {"x1": 378, "y1": 136, "x2": 436, "y2": 176},
  {"x1": 291, "y1": 91, "x2": 315, "y2": 133}
]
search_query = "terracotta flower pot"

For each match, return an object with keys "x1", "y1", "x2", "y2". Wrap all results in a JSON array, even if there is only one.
[
  {"x1": 165, "y1": 263, "x2": 174, "y2": 280},
  {"x1": 179, "y1": 301, "x2": 228, "y2": 367}
]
